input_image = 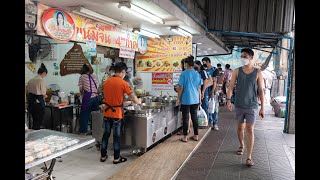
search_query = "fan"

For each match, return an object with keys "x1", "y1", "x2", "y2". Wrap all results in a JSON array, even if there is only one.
[{"x1": 29, "y1": 37, "x2": 51, "y2": 62}]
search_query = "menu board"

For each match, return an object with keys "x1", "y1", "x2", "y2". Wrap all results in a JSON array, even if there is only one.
[
  {"x1": 60, "y1": 43, "x2": 93, "y2": 76},
  {"x1": 136, "y1": 36, "x2": 192, "y2": 72}
]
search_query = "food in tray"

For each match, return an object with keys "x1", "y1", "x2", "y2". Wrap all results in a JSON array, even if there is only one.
[
  {"x1": 25, "y1": 141, "x2": 35, "y2": 149},
  {"x1": 25, "y1": 150, "x2": 31, "y2": 157},
  {"x1": 65, "y1": 139, "x2": 80, "y2": 147},
  {"x1": 146, "y1": 60, "x2": 153, "y2": 67},
  {"x1": 137, "y1": 60, "x2": 144, "y2": 68},
  {"x1": 25, "y1": 156, "x2": 34, "y2": 163},
  {"x1": 25, "y1": 135, "x2": 80, "y2": 163},
  {"x1": 36, "y1": 149, "x2": 52, "y2": 159},
  {"x1": 163, "y1": 60, "x2": 170, "y2": 67},
  {"x1": 173, "y1": 61, "x2": 179, "y2": 67},
  {"x1": 155, "y1": 61, "x2": 161, "y2": 67},
  {"x1": 33, "y1": 143, "x2": 49, "y2": 153}
]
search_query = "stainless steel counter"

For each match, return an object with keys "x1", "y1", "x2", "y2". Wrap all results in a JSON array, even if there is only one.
[{"x1": 122, "y1": 103, "x2": 181, "y2": 152}]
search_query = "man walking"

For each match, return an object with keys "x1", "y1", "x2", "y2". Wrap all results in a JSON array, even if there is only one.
[
  {"x1": 202, "y1": 57, "x2": 219, "y2": 130},
  {"x1": 226, "y1": 48, "x2": 265, "y2": 166}
]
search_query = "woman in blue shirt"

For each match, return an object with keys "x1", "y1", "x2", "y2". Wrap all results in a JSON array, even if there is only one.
[{"x1": 177, "y1": 56, "x2": 203, "y2": 142}]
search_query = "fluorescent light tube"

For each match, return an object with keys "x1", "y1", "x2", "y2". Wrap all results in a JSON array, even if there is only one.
[
  {"x1": 130, "y1": 4, "x2": 163, "y2": 24},
  {"x1": 72, "y1": 7, "x2": 121, "y2": 25},
  {"x1": 133, "y1": 28, "x2": 160, "y2": 38},
  {"x1": 170, "y1": 27, "x2": 192, "y2": 37},
  {"x1": 119, "y1": 2, "x2": 164, "y2": 24}
]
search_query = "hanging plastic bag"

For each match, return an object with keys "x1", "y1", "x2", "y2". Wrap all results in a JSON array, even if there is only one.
[
  {"x1": 208, "y1": 98, "x2": 216, "y2": 114},
  {"x1": 197, "y1": 106, "x2": 208, "y2": 127}
]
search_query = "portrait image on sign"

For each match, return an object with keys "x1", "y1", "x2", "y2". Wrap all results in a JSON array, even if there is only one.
[
  {"x1": 42, "y1": 8, "x2": 75, "y2": 42},
  {"x1": 137, "y1": 36, "x2": 147, "y2": 54}
]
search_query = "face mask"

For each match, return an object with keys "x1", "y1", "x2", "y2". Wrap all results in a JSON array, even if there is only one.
[
  {"x1": 194, "y1": 67, "x2": 199, "y2": 71},
  {"x1": 203, "y1": 64, "x2": 207, "y2": 68},
  {"x1": 241, "y1": 58, "x2": 249, "y2": 66}
]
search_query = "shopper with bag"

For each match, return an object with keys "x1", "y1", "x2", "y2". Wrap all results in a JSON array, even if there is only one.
[
  {"x1": 194, "y1": 61, "x2": 210, "y2": 128},
  {"x1": 177, "y1": 56, "x2": 203, "y2": 142}
]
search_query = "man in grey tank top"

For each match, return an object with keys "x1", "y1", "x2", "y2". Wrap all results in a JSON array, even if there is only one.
[{"x1": 226, "y1": 48, "x2": 265, "y2": 167}]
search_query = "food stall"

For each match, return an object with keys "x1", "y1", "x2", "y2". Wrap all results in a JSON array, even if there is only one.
[
  {"x1": 25, "y1": 129, "x2": 95, "y2": 179},
  {"x1": 91, "y1": 95, "x2": 180, "y2": 153}
]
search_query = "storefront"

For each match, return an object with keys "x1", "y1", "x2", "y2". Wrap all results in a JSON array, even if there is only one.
[{"x1": 25, "y1": 2, "x2": 197, "y2": 179}]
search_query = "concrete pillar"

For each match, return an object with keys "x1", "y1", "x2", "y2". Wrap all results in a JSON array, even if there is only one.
[{"x1": 287, "y1": 50, "x2": 295, "y2": 134}]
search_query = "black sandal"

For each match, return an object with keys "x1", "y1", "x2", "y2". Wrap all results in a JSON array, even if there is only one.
[
  {"x1": 237, "y1": 147, "x2": 244, "y2": 155},
  {"x1": 113, "y1": 156, "x2": 127, "y2": 164},
  {"x1": 100, "y1": 155, "x2": 108, "y2": 162},
  {"x1": 246, "y1": 158, "x2": 254, "y2": 166}
]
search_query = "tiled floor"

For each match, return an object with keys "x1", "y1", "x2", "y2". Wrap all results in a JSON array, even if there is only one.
[
  {"x1": 27, "y1": 144, "x2": 139, "y2": 180},
  {"x1": 26, "y1": 104, "x2": 295, "y2": 180},
  {"x1": 176, "y1": 104, "x2": 295, "y2": 180}
]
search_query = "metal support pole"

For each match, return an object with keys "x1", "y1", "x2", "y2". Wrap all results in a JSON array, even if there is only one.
[{"x1": 283, "y1": 37, "x2": 294, "y2": 133}]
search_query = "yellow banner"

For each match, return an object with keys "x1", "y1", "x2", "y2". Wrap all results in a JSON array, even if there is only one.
[
  {"x1": 136, "y1": 36, "x2": 192, "y2": 72},
  {"x1": 36, "y1": 3, "x2": 140, "y2": 50}
]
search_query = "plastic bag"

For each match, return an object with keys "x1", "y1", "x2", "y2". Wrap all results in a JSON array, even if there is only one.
[
  {"x1": 208, "y1": 98, "x2": 216, "y2": 114},
  {"x1": 197, "y1": 106, "x2": 208, "y2": 127}
]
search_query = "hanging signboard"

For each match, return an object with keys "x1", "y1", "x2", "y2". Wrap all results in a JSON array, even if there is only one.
[
  {"x1": 136, "y1": 36, "x2": 192, "y2": 72},
  {"x1": 172, "y1": 73, "x2": 181, "y2": 85},
  {"x1": 37, "y1": 3, "x2": 140, "y2": 51},
  {"x1": 41, "y1": 8, "x2": 75, "y2": 42},
  {"x1": 85, "y1": 40, "x2": 97, "y2": 56},
  {"x1": 152, "y1": 73, "x2": 173, "y2": 91},
  {"x1": 119, "y1": 47, "x2": 135, "y2": 59},
  {"x1": 59, "y1": 42, "x2": 93, "y2": 76}
]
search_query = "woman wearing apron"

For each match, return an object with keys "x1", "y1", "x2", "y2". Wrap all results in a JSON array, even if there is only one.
[
  {"x1": 78, "y1": 64, "x2": 99, "y2": 134},
  {"x1": 26, "y1": 63, "x2": 48, "y2": 130}
]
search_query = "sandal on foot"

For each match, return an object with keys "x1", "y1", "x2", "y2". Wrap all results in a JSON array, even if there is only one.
[
  {"x1": 179, "y1": 138, "x2": 188, "y2": 143},
  {"x1": 100, "y1": 155, "x2": 108, "y2": 162},
  {"x1": 246, "y1": 158, "x2": 254, "y2": 166},
  {"x1": 237, "y1": 147, "x2": 244, "y2": 155},
  {"x1": 113, "y1": 156, "x2": 127, "y2": 164},
  {"x1": 190, "y1": 136, "x2": 199, "y2": 141}
]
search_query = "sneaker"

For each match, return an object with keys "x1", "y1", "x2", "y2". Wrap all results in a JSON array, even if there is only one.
[{"x1": 212, "y1": 125, "x2": 219, "y2": 131}]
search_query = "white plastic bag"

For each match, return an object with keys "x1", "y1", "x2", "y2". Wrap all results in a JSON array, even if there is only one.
[
  {"x1": 197, "y1": 106, "x2": 208, "y2": 127},
  {"x1": 208, "y1": 98, "x2": 216, "y2": 114}
]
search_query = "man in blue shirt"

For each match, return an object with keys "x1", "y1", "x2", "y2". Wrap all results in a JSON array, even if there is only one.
[
  {"x1": 177, "y1": 56, "x2": 203, "y2": 142},
  {"x1": 194, "y1": 60, "x2": 209, "y2": 123},
  {"x1": 202, "y1": 57, "x2": 219, "y2": 130}
]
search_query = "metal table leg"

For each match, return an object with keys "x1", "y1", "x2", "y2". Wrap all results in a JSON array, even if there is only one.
[
  {"x1": 50, "y1": 107, "x2": 54, "y2": 130},
  {"x1": 60, "y1": 109, "x2": 62, "y2": 132}
]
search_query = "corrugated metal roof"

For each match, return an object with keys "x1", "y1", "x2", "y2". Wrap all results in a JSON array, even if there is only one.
[{"x1": 207, "y1": 0, "x2": 294, "y2": 33}]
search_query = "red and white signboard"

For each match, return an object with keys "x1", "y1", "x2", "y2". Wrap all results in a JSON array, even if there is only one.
[
  {"x1": 42, "y1": 8, "x2": 75, "y2": 42},
  {"x1": 152, "y1": 73, "x2": 173, "y2": 91}
]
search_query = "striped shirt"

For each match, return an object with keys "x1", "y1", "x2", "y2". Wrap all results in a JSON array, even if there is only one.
[{"x1": 78, "y1": 74, "x2": 98, "y2": 98}]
